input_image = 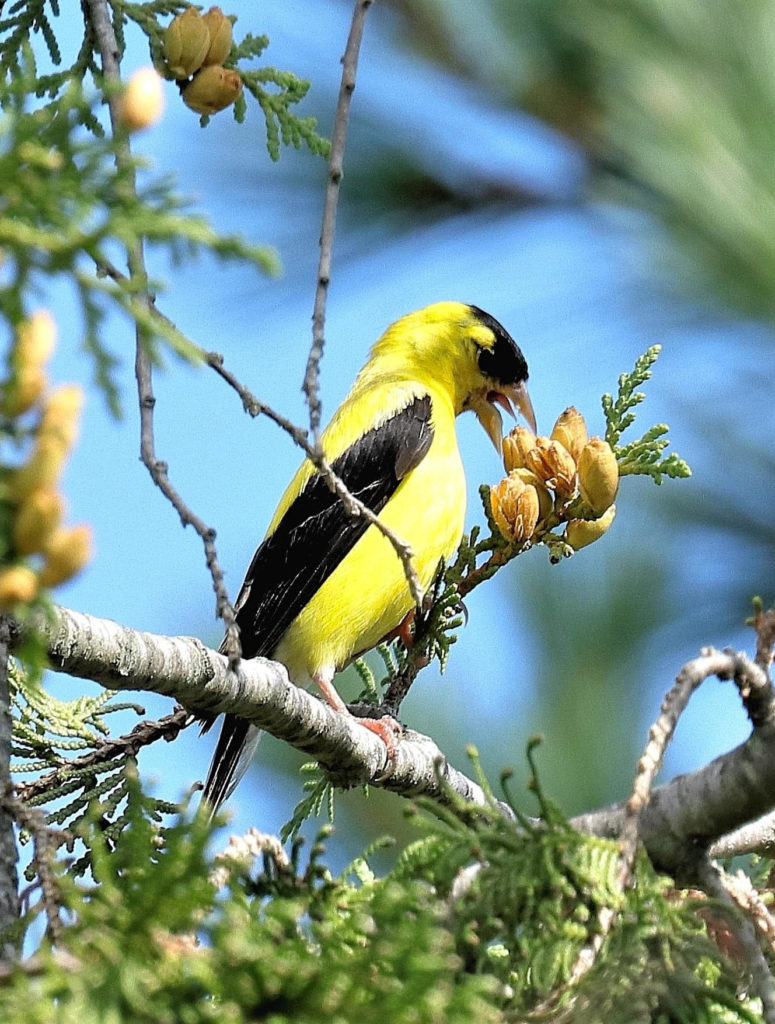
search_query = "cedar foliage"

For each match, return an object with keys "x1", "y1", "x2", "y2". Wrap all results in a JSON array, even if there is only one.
[{"x1": 0, "y1": 771, "x2": 759, "y2": 1023}]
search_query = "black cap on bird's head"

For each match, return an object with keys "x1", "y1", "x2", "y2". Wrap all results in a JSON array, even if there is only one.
[{"x1": 466, "y1": 304, "x2": 536, "y2": 453}]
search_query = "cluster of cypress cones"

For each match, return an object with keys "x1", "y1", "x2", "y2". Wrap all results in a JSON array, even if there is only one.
[
  {"x1": 0, "y1": 312, "x2": 91, "y2": 610},
  {"x1": 490, "y1": 406, "x2": 619, "y2": 551}
]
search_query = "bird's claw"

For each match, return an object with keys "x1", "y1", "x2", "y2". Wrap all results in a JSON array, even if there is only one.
[{"x1": 358, "y1": 714, "x2": 402, "y2": 763}]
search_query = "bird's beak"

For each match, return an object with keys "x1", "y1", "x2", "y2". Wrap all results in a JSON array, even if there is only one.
[{"x1": 473, "y1": 381, "x2": 537, "y2": 455}]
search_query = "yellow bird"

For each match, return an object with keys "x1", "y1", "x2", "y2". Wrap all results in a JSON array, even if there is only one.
[{"x1": 202, "y1": 301, "x2": 535, "y2": 811}]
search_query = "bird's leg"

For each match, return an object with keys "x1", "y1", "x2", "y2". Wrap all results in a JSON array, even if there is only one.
[
  {"x1": 397, "y1": 606, "x2": 431, "y2": 670},
  {"x1": 377, "y1": 608, "x2": 415, "y2": 649},
  {"x1": 382, "y1": 608, "x2": 428, "y2": 665},
  {"x1": 314, "y1": 668, "x2": 402, "y2": 759},
  {"x1": 396, "y1": 608, "x2": 415, "y2": 651}
]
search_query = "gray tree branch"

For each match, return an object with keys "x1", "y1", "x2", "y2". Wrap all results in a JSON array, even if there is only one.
[
  {"x1": 571, "y1": 646, "x2": 775, "y2": 877},
  {"x1": 7, "y1": 606, "x2": 507, "y2": 812},
  {"x1": 8, "y1": 606, "x2": 775, "y2": 883},
  {"x1": 0, "y1": 627, "x2": 20, "y2": 961}
]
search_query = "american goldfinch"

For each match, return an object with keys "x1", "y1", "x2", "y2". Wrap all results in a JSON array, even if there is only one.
[{"x1": 202, "y1": 301, "x2": 535, "y2": 811}]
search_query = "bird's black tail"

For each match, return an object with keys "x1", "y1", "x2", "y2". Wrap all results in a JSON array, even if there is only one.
[{"x1": 201, "y1": 714, "x2": 263, "y2": 817}]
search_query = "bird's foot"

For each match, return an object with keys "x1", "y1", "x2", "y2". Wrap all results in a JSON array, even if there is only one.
[{"x1": 356, "y1": 714, "x2": 402, "y2": 761}]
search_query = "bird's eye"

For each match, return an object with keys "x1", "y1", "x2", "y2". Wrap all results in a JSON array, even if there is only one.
[{"x1": 477, "y1": 344, "x2": 497, "y2": 379}]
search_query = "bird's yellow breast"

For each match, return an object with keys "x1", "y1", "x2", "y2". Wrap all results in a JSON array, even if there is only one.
[{"x1": 272, "y1": 384, "x2": 465, "y2": 683}]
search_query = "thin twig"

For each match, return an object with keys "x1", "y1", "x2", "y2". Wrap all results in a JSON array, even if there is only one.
[
  {"x1": 14, "y1": 708, "x2": 192, "y2": 805},
  {"x1": 754, "y1": 606, "x2": 775, "y2": 677},
  {"x1": 85, "y1": 0, "x2": 240, "y2": 665},
  {"x1": 303, "y1": 0, "x2": 373, "y2": 440},
  {"x1": 2, "y1": 795, "x2": 67, "y2": 944},
  {"x1": 0, "y1": 627, "x2": 20, "y2": 962}
]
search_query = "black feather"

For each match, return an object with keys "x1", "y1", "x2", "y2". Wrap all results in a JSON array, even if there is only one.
[{"x1": 468, "y1": 305, "x2": 529, "y2": 385}]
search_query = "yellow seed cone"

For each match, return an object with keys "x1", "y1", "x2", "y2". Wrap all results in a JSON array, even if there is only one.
[
  {"x1": 525, "y1": 437, "x2": 577, "y2": 498},
  {"x1": 0, "y1": 565, "x2": 39, "y2": 609},
  {"x1": 201, "y1": 7, "x2": 233, "y2": 66},
  {"x1": 181, "y1": 64, "x2": 242, "y2": 115},
  {"x1": 39, "y1": 384, "x2": 83, "y2": 451},
  {"x1": 507, "y1": 467, "x2": 553, "y2": 521},
  {"x1": 503, "y1": 425, "x2": 537, "y2": 472},
  {"x1": 1, "y1": 366, "x2": 46, "y2": 417},
  {"x1": 13, "y1": 488, "x2": 65, "y2": 555},
  {"x1": 578, "y1": 437, "x2": 619, "y2": 514},
  {"x1": 39, "y1": 524, "x2": 93, "y2": 587},
  {"x1": 119, "y1": 68, "x2": 164, "y2": 132},
  {"x1": 490, "y1": 473, "x2": 540, "y2": 544},
  {"x1": 7, "y1": 438, "x2": 68, "y2": 501},
  {"x1": 550, "y1": 406, "x2": 588, "y2": 463},
  {"x1": 163, "y1": 8, "x2": 210, "y2": 80},
  {"x1": 15, "y1": 311, "x2": 56, "y2": 370},
  {"x1": 565, "y1": 504, "x2": 616, "y2": 550}
]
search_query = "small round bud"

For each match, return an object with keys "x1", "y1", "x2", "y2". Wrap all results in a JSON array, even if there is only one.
[
  {"x1": 39, "y1": 385, "x2": 83, "y2": 452},
  {"x1": 578, "y1": 437, "x2": 619, "y2": 515},
  {"x1": 39, "y1": 524, "x2": 93, "y2": 587},
  {"x1": 119, "y1": 68, "x2": 164, "y2": 132},
  {"x1": 13, "y1": 488, "x2": 65, "y2": 555},
  {"x1": 181, "y1": 64, "x2": 242, "y2": 114},
  {"x1": 201, "y1": 7, "x2": 233, "y2": 66},
  {"x1": 1, "y1": 365, "x2": 46, "y2": 417},
  {"x1": 503, "y1": 425, "x2": 537, "y2": 472},
  {"x1": 15, "y1": 311, "x2": 57, "y2": 370},
  {"x1": 163, "y1": 8, "x2": 210, "y2": 80},
  {"x1": 525, "y1": 437, "x2": 577, "y2": 498},
  {"x1": 550, "y1": 406, "x2": 588, "y2": 464},
  {"x1": 0, "y1": 565, "x2": 39, "y2": 609},
  {"x1": 565, "y1": 504, "x2": 616, "y2": 550},
  {"x1": 7, "y1": 438, "x2": 68, "y2": 501},
  {"x1": 490, "y1": 472, "x2": 540, "y2": 545}
]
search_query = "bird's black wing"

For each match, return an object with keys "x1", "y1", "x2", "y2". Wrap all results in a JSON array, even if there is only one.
[
  {"x1": 202, "y1": 394, "x2": 434, "y2": 813},
  {"x1": 231, "y1": 393, "x2": 434, "y2": 660}
]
